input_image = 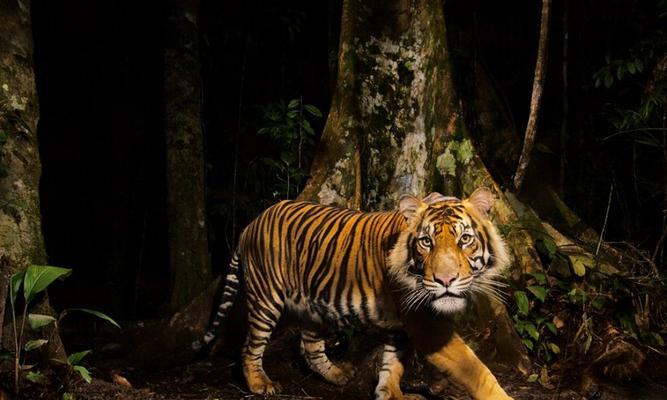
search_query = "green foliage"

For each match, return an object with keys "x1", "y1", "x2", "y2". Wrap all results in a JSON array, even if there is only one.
[
  {"x1": 22, "y1": 266, "x2": 72, "y2": 303},
  {"x1": 60, "y1": 308, "x2": 121, "y2": 330},
  {"x1": 593, "y1": 5, "x2": 667, "y2": 216},
  {"x1": 25, "y1": 371, "x2": 47, "y2": 385},
  {"x1": 257, "y1": 98, "x2": 322, "y2": 199},
  {"x1": 67, "y1": 351, "x2": 93, "y2": 383},
  {"x1": 28, "y1": 314, "x2": 57, "y2": 330},
  {"x1": 24, "y1": 339, "x2": 48, "y2": 352},
  {"x1": 6, "y1": 266, "x2": 120, "y2": 395},
  {"x1": 511, "y1": 233, "x2": 666, "y2": 381},
  {"x1": 67, "y1": 350, "x2": 92, "y2": 366},
  {"x1": 72, "y1": 365, "x2": 92, "y2": 384}
]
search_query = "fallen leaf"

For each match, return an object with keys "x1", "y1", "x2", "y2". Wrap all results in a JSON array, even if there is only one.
[
  {"x1": 553, "y1": 315, "x2": 565, "y2": 329},
  {"x1": 111, "y1": 373, "x2": 132, "y2": 388}
]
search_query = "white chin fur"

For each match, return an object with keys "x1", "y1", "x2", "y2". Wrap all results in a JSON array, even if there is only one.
[{"x1": 431, "y1": 297, "x2": 467, "y2": 314}]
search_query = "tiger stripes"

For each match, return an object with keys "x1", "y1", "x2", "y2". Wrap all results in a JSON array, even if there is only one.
[{"x1": 199, "y1": 188, "x2": 514, "y2": 400}]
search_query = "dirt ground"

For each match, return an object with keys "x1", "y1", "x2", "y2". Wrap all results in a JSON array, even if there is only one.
[
  {"x1": 4, "y1": 330, "x2": 667, "y2": 400},
  {"x1": 71, "y1": 332, "x2": 667, "y2": 400}
]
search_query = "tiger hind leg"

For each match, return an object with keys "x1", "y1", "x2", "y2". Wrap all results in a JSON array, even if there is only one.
[
  {"x1": 299, "y1": 330, "x2": 353, "y2": 386},
  {"x1": 241, "y1": 296, "x2": 284, "y2": 395}
]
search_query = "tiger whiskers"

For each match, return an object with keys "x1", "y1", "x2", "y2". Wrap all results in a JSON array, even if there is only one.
[
  {"x1": 399, "y1": 287, "x2": 433, "y2": 313},
  {"x1": 470, "y1": 277, "x2": 508, "y2": 304}
]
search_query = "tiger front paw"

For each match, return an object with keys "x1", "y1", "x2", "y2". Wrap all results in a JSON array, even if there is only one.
[{"x1": 246, "y1": 372, "x2": 282, "y2": 395}]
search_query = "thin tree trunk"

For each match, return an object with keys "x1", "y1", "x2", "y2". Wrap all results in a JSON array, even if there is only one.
[
  {"x1": 559, "y1": 0, "x2": 569, "y2": 197},
  {"x1": 0, "y1": 0, "x2": 65, "y2": 361},
  {"x1": 513, "y1": 0, "x2": 551, "y2": 192},
  {"x1": 165, "y1": 0, "x2": 211, "y2": 312}
]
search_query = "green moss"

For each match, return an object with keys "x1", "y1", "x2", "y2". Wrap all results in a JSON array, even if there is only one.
[{"x1": 437, "y1": 149, "x2": 456, "y2": 177}]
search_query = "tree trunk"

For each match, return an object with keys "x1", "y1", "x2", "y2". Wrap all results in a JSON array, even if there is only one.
[
  {"x1": 0, "y1": 0, "x2": 65, "y2": 361},
  {"x1": 513, "y1": 0, "x2": 551, "y2": 192},
  {"x1": 299, "y1": 0, "x2": 531, "y2": 371},
  {"x1": 164, "y1": 0, "x2": 212, "y2": 312}
]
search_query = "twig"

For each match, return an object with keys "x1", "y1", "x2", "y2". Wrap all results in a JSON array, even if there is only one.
[
  {"x1": 595, "y1": 184, "x2": 613, "y2": 256},
  {"x1": 652, "y1": 226, "x2": 667, "y2": 264}
]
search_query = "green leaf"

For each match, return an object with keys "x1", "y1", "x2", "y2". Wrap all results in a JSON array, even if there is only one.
[
  {"x1": 303, "y1": 104, "x2": 322, "y2": 117},
  {"x1": 548, "y1": 342, "x2": 561, "y2": 354},
  {"x1": 280, "y1": 151, "x2": 295, "y2": 165},
  {"x1": 63, "y1": 308, "x2": 121, "y2": 330},
  {"x1": 527, "y1": 286, "x2": 547, "y2": 302},
  {"x1": 287, "y1": 99, "x2": 300, "y2": 109},
  {"x1": 25, "y1": 371, "x2": 47, "y2": 384},
  {"x1": 28, "y1": 314, "x2": 56, "y2": 330},
  {"x1": 527, "y1": 373, "x2": 539, "y2": 382},
  {"x1": 63, "y1": 393, "x2": 75, "y2": 400},
  {"x1": 514, "y1": 291, "x2": 530, "y2": 315},
  {"x1": 604, "y1": 72, "x2": 614, "y2": 88},
  {"x1": 627, "y1": 61, "x2": 636, "y2": 74},
  {"x1": 616, "y1": 65, "x2": 625, "y2": 80},
  {"x1": 23, "y1": 265, "x2": 72, "y2": 303},
  {"x1": 73, "y1": 365, "x2": 92, "y2": 383},
  {"x1": 591, "y1": 298, "x2": 605, "y2": 310},
  {"x1": 535, "y1": 238, "x2": 557, "y2": 260},
  {"x1": 529, "y1": 272, "x2": 547, "y2": 285},
  {"x1": 24, "y1": 339, "x2": 48, "y2": 352},
  {"x1": 302, "y1": 119, "x2": 315, "y2": 135},
  {"x1": 545, "y1": 322, "x2": 558, "y2": 335},
  {"x1": 521, "y1": 338, "x2": 534, "y2": 350},
  {"x1": 0, "y1": 130, "x2": 7, "y2": 143},
  {"x1": 67, "y1": 350, "x2": 92, "y2": 366},
  {"x1": 524, "y1": 322, "x2": 540, "y2": 340},
  {"x1": 10, "y1": 271, "x2": 25, "y2": 307},
  {"x1": 568, "y1": 254, "x2": 594, "y2": 277}
]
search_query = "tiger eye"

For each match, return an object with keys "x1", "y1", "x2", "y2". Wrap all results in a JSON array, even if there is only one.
[
  {"x1": 418, "y1": 236, "x2": 433, "y2": 248},
  {"x1": 459, "y1": 233, "x2": 473, "y2": 245}
]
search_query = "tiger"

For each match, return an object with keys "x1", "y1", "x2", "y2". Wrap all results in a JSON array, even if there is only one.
[{"x1": 197, "y1": 187, "x2": 513, "y2": 400}]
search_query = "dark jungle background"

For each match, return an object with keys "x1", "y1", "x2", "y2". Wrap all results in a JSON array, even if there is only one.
[
  {"x1": 0, "y1": 0, "x2": 665, "y2": 398},
  {"x1": 34, "y1": 0, "x2": 666, "y2": 318}
]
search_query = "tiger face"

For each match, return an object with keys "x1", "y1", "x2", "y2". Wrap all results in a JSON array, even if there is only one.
[{"x1": 388, "y1": 187, "x2": 510, "y2": 314}]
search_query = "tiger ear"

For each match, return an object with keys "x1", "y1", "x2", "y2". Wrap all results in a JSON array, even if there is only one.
[
  {"x1": 466, "y1": 187, "x2": 495, "y2": 217},
  {"x1": 399, "y1": 195, "x2": 425, "y2": 223}
]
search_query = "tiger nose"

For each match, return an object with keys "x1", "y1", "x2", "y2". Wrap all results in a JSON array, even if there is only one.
[{"x1": 434, "y1": 273, "x2": 459, "y2": 287}]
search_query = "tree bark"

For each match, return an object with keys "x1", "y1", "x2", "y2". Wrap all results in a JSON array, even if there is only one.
[
  {"x1": 0, "y1": 0, "x2": 65, "y2": 361},
  {"x1": 299, "y1": 0, "x2": 531, "y2": 371},
  {"x1": 164, "y1": 0, "x2": 212, "y2": 312},
  {"x1": 513, "y1": 0, "x2": 551, "y2": 192}
]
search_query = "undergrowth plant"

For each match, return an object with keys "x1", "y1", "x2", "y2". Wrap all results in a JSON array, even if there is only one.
[
  {"x1": 510, "y1": 234, "x2": 665, "y2": 388},
  {"x1": 257, "y1": 97, "x2": 322, "y2": 199},
  {"x1": 3, "y1": 265, "x2": 120, "y2": 397}
]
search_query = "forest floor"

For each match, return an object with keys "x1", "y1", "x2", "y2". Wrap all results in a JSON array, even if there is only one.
[{"x1": 13, "y1": 329, "x2": 661, "y2": 400}]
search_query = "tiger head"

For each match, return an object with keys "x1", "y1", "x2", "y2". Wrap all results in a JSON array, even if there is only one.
[{"x1": 387, "y1": 187, "x2": 510, "y2": 314}]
